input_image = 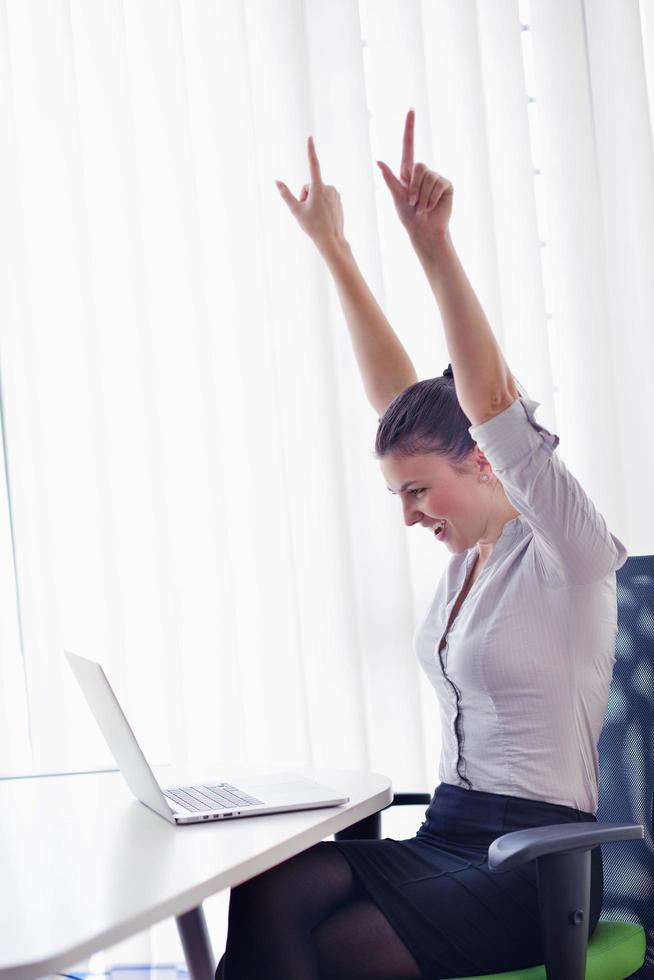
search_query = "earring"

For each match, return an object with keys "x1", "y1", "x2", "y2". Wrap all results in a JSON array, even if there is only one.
[{"x1": 479, "y1": 474, "x2": 489, "y2": 483}]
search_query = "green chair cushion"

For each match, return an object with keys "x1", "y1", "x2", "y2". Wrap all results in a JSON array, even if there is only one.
[{"x1": 450, "y1": 920, "x2": 646, "y2": 980}]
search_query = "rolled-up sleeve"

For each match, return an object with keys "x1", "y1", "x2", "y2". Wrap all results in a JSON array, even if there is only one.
[{"x1": 468, "y1": 396, "x2": 628, "y2": 587}]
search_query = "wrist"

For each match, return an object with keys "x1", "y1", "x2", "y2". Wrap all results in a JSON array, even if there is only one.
[
  {"x1": 411, "y1": 229, "x2": 454, "y2": 266},
  {"x1": 317, "y1": 235, "x2": 353, "y2": 266}
]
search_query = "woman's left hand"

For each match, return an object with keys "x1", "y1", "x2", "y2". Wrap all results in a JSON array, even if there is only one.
[{"x1": 376, "y1": 109, "x2": 453, "y2": 256}]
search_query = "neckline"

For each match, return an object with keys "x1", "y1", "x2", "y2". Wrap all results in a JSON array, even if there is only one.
[
  {"x1": 445, "y1": 516, "x2": 523, "y2": 631},
  {"x1": 469, "y1": 512, "x2": 521, "y2": 553},
  {"x1": 463, "y1": 514, "x2": 523, "y2": 580}
]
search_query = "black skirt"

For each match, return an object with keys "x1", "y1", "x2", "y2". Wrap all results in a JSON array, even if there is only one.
[{"x1": 329, "y1": 782, "x2": 603, "y2": 979}]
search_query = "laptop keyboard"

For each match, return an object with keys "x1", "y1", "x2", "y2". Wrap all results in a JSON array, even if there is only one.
[{"x1": 164, "y1": 782, "x2": 264, "y2": 812}]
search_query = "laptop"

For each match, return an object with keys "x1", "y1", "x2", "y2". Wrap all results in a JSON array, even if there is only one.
[{"x1": 65, "y1": 650, "x2": 349, "y2": 825}]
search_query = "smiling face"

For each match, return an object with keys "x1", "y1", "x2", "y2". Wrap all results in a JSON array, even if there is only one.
[{"x1": 379, "y1": 447, "x2": 519, "y2": 557}]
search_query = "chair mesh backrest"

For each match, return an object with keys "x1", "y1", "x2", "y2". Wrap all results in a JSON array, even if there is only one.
[{"x1": 597, "y1": 554, "x2": 654, "y2": 978}]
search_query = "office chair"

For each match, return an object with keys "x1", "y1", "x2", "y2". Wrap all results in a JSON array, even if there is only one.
[{"x1": 336, "y1": 553, "x2": 652, "y2": 978}]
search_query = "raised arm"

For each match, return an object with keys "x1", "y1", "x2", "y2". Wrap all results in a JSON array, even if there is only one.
[
  {"x1": 319, "y1": 238, "x2": 418, "y2": 417},
  {"x1": 410, "y1": 233, "x2": 518, "y2": 422},
  {"x1": 377, "y1": 110, "x2": 519, "y2": 424},
  {"x1": 276, "y1": 136, "x2": 418, "y2": 418}
]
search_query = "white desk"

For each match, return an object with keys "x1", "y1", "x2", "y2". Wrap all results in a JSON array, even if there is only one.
[{"x1": 0, "y1": 765, "x2": 392, "y2": 980}]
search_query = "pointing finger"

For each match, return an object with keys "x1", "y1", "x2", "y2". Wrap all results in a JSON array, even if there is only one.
[
  {"x1": 307, "y1": 135, "x2": 323, "y2": 185},
  {"x1": 400, "y1": 109, "x2": 415, "y2": 186}
]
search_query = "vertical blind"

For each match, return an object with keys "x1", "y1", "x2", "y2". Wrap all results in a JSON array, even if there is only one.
[{"x1": 1, "y1": 0, "x2": 652, "y2": 967}]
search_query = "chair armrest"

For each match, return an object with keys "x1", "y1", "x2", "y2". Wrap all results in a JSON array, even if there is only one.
[
  {"x1": 488, "y1": 822, "x2": 644, "y2": 872},
  {"x1": 489, "y1": 822, "x2": 644, "y2": 979},
  {"x1": 334, "y1": 792, "x2": 431, "y2": 841},
  {"x1": 387, "y1": 792, "x2": 432, "y2": 807}
]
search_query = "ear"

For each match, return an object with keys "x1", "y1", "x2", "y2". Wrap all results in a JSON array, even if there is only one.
[{"x1": 474, "y1": 447, "x2": 493, "y2": 473}]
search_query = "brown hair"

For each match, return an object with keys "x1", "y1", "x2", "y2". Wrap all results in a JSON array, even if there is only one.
[{"x1": 373, "y1": 374, "x2": 474, "y2": 474}]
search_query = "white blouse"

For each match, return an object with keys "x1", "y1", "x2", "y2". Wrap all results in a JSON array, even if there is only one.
[{"x1": 413, "y1": 395, "x2": 628, "y2": 814}]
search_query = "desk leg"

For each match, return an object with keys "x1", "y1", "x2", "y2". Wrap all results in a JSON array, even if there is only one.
[{"x1": 175, "y1": 905, "x2": 216, "y2": 980}]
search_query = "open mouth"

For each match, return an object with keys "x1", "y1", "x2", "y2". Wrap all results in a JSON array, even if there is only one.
[{"x1": 434, "y1": 521, "x2": 447, "y2": 538}]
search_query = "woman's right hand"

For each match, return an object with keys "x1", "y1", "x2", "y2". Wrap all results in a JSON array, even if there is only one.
[{"x1": 275, "y1": 136, "x2": 346, "y2": 254}]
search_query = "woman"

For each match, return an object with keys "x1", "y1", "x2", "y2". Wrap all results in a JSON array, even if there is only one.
[{"x1": 216, "y1": 109, "x2": 627, "y2": 979}]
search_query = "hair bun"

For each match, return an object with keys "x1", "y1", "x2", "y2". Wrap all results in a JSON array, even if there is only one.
[{"x1": 442, "y1": 364, "x2": 454, "y2": 379}]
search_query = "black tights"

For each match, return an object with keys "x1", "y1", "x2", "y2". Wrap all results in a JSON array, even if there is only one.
[{"x1": 215, "y1": 840, "x2": 424, "y2": 979}]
